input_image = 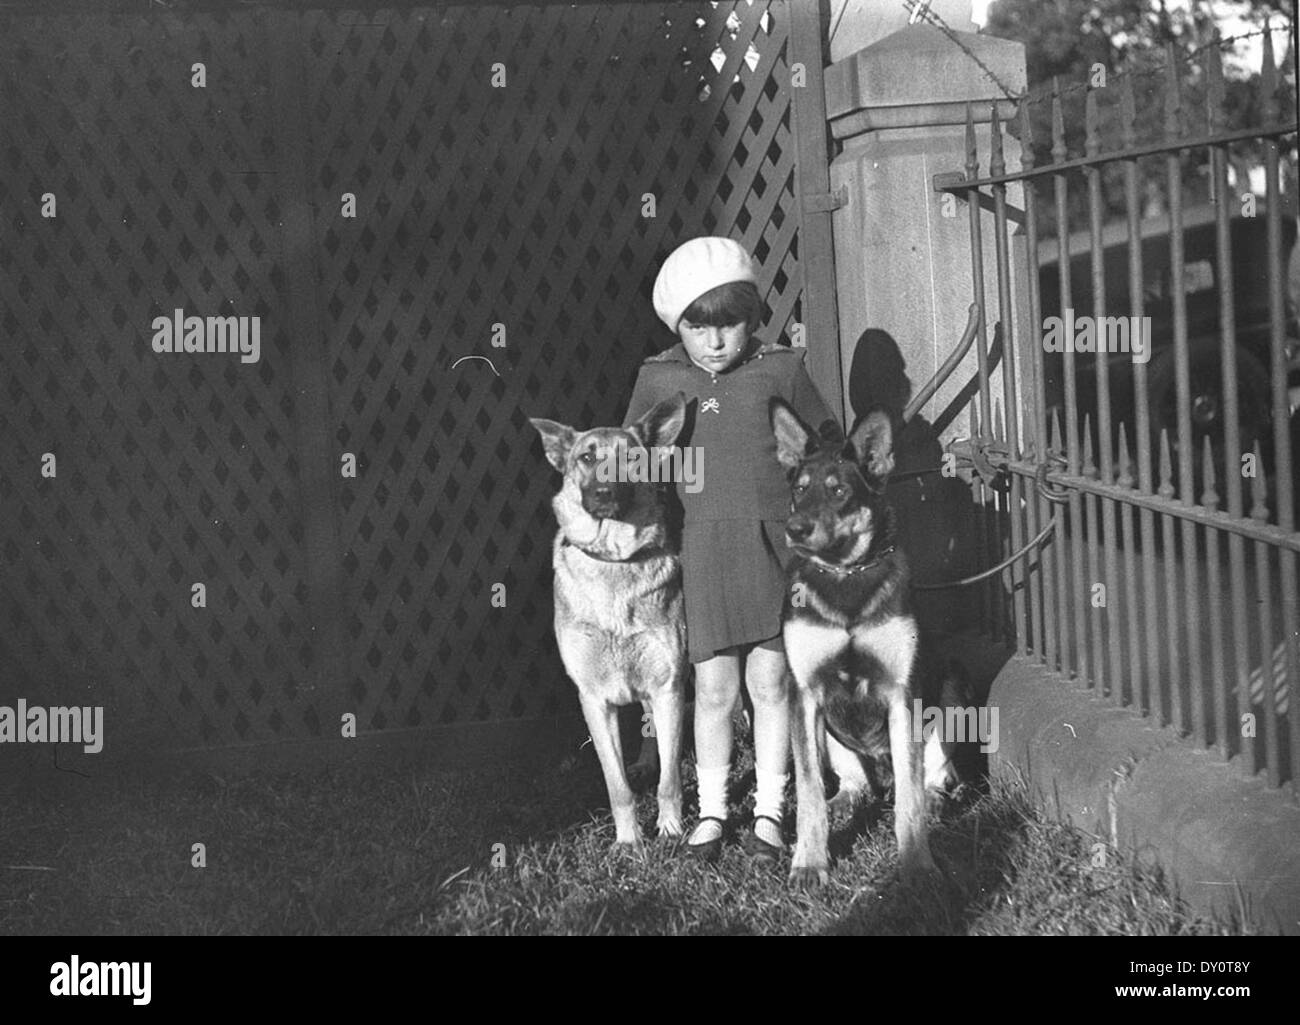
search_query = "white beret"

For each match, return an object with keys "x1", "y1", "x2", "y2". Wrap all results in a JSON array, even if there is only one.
[{"x1": 652, "y1": 236, "x2": 758, "y2": 332}]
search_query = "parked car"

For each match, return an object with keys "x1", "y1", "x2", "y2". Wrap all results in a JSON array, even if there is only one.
[{"x1": 1038, "y1": 206, "x2": 1299, "y2": 503}]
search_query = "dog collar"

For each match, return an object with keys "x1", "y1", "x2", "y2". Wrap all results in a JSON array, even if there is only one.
[
  {"x1": 806, "y1": 544, "x2": 896, "y2": 576},
  {"x1": 561, "y1": 537, "x2": 666, "y2": 563}
]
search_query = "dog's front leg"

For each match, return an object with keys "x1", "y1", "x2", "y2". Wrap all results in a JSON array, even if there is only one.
[
  {"x1": 578, "y1": 693, "x2": 642, "y2": 848},
  {"x1": 648, "y1": 684, "x2": 684, "y2": 838},
  {"x1": 626, "y1": 701, "x2": 661, "y2": 790},
  {"x1": 826, "y1": 733, "x2": 869, "y2": 824},
  {"x1": 887, "y1": 689, "x2": 937, "y2": 880},
  {"x1": 789, "y1": 679, "x2": 830, "y2": 887}
]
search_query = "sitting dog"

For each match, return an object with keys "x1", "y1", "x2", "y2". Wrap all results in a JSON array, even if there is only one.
[
  {"x1": 770, "y1": 399, "x2": 963, "y2": 886},
  {"x1": 530, "y1": 393, "x2": 688, "y2": 847}
]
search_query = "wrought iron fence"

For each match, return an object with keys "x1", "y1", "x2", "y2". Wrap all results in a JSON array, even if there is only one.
[{"x1": 936, "y1": 30, "x2": 1299, "y2": 788}]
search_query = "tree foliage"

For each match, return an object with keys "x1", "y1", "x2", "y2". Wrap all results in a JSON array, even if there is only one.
[{"x1": 981, "y1": 0, "x2": 1296, "y2": 225}]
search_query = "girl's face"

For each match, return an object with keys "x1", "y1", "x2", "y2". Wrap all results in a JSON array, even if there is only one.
[{"x1": 679, "y1": 319, "x2": 751, "y2": 373}]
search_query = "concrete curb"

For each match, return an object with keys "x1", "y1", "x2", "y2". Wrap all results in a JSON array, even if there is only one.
[{"x1": 988, "y1": 653, "x2": 1300, "y2": 934}]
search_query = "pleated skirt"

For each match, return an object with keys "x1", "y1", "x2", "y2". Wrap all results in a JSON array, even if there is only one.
[{"x1": 680, "y1": 518, "x2": 793, "y2": 663}]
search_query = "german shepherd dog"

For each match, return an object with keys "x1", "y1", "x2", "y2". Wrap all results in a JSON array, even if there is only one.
[
  {"x1": 530, "y1": 393, "x2": 688, "y2": 848},
  {"x1": 771, "y1": 399, "x2": 962, "y2": 886}
]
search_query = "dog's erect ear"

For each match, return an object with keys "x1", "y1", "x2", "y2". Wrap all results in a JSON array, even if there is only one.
[
  {"x1": 847, "y1": 408, "x2": 895, "y2": 483},
  {"x1": 528, "y1": 417, "x2": 576, "y2": 473},
  {"x1": 631, "y1": 391, "x2": 687, "y2": 450},
  {"x1": 770, "y1": 397, "x2": 818, "y2": 470}
]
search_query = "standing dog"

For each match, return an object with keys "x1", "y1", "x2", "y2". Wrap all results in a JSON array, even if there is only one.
[
  {"x1": 771, "y1": 399, "x2": 961, "y2": 886},
  {"x1": 530, "y1": 393, "x2": 688, "y2": 847}
]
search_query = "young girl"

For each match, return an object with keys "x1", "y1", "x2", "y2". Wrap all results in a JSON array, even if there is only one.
[{"x1": 622, "y1": 237, "x2": 835, "y2": 861}]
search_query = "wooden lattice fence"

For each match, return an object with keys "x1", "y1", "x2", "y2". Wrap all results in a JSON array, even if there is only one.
[{"x1": 0, "y1": 1, "x2": 830, "y2": 756}]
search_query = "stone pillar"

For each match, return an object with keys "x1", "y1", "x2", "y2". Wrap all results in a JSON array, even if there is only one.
[
  {"x1": 822, "y1": 16, "x2": 1028, "y2": 631},
  {"x1": 825, "y1": 22, "x2": 1027, "y2": 437}
]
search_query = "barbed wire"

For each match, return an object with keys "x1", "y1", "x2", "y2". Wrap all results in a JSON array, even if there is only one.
[
  {"x1": 901, "y1": 0, "x2": 1294, "y2": 109},
  {"x1": 1032, "y1": 25, "x2": 1297, "y2": 107},
  {"x1": 903, "y1": 0, "x2": 1021, "y2": 100}
]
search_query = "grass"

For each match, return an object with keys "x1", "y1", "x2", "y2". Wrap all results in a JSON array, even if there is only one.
[{"x1": 0, "y1": 739, "x2": 1254, "y2": 935}]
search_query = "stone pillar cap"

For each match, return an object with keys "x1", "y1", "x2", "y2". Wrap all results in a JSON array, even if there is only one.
[{"x1": 826, "y1": 24, "x2": 1026, "y2": 133}]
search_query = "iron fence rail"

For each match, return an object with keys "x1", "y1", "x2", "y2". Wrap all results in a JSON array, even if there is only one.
[{"x1": 937, "y1": 30, "x2": 1299, "y2": 789}]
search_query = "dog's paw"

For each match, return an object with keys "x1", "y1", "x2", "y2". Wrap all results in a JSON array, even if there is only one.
[
  {"x1": 790, "y1": 844, "x2": 830, "y2": 888},
  {"x1": 609, "y1": 835, "x2": 647, "y2": 855},
  {"x1": 655, "y1": 813, "x2": 684, "y2": 839},
  {"x1": 789, "y1": 863, "x2": 830, "y2": 889}
]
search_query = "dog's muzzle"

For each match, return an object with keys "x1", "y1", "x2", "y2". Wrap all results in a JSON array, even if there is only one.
[
  {"x1": 582, "y1": 482, "x2": 629, "y2": 520},
  {"x1": 785, "y1": 515, "x2": 814, "y2": 544}
]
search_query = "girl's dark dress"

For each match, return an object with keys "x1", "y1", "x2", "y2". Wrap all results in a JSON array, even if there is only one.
[{"x1": 624, "y1": 340, "x2": 835, "y2": 663}]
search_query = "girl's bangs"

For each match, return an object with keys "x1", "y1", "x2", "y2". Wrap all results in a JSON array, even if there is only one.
[{"x1": 681, "y1": 281, "x2": 762, "y2": 327}]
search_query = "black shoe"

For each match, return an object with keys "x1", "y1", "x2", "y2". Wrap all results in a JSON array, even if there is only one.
[
  {"x1": 741, "y1": 815, "x2": 784, "y2": 864},
  {"x1": 683, "y1": 816, "x2": 726, "y2": 863}
]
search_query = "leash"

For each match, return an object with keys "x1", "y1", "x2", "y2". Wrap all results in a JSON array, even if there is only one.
[
  {"x1": 835, "y1": 302, "x2": 1077, "y2": 591},
  {"x1": 911, "y1": 515, "x2": 1057, "y2": 590},
  {"x1": 891, "y1": 309, "x2": 1073, "y2": 591},
  {"x1": 889, "y1": 453, "x2": 1071, "y2": 591}
]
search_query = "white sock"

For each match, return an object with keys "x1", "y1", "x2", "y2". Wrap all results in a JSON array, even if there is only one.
[
  {"x1": 754, "y1": 768, "x2": 788, "y2": 824},
  {"x1": 690, "y1": 763, "x2": 729, "y2": 844},
  {"x1": 696, "y1": 763, "x2": 729, "y2": 820}
]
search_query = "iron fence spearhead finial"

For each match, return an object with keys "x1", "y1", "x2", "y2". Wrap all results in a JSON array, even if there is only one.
[
  {"x1": 1018, "y1": 99, "x2": 1035, "y2": 171},
  {"x1": 1082, "y1": 414, "x2": 1097, "y2": 479},
  {"x1": 1084, "y1": 86, "x2": 1100, "y2": 159},
  {"x1": 1051, "y1": 78, "x2": 1067, "y2": 164},
  {"x1": 1249, "y1": 442, "x2": 1270, "y2": 522},
  {"x1": 1119, "y1": 74, "x2": 1137, "y2": 150},
  {"x1": 1261, "y1": 20, "x2": 1278, "y2": 122},
  {"x1": 1200, "y1": 435, "x2": 1219, "y2": 511},
  {"x1": 1158, "y1": 429, "x2": 1175, "y2": 499},
  {"x1": 1116, "y1": 423, "x2": 1134, "y2": 489},
  {"x1": 990, "y1": 102, "x2": 1005, "y2": 178},
  {"x1": 1163, "y1": 43, "x2": 1182, "y2": 141},
  {"x1": 965, "y1": 102, "x2": 978, "y2": 179}
]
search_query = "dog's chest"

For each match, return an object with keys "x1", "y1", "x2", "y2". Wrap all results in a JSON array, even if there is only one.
[
  {"x1": 784, "y1": 612, "x2": 918, "y2": 698},
  {"x1": 786, "y1": 611, "x2": 918, "y2": 759},
  {"x1": 553, "y1": 543, "x2": 682, "y2": 631}
]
